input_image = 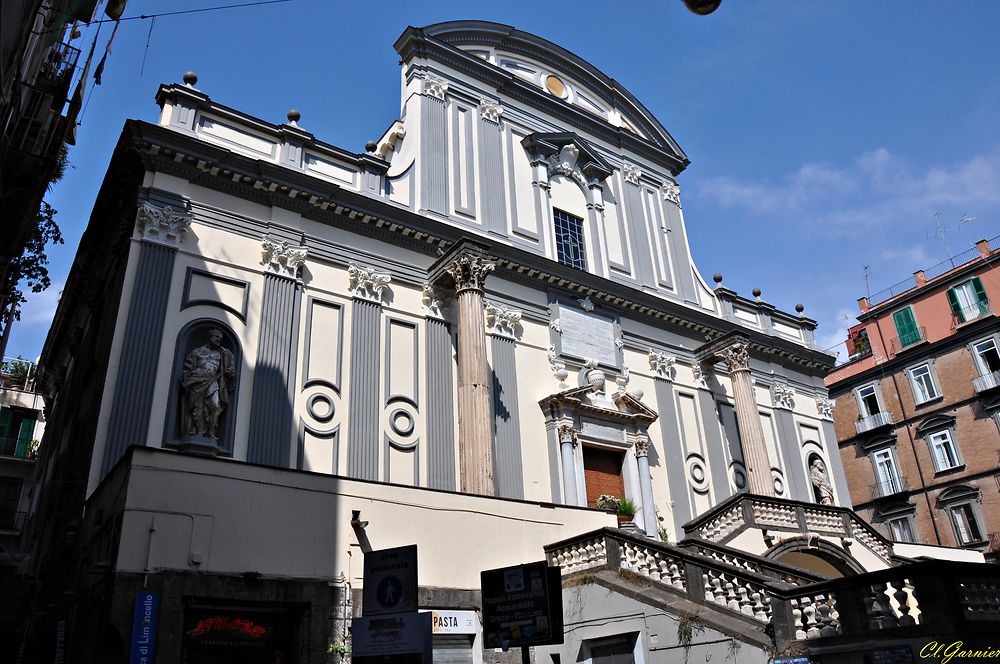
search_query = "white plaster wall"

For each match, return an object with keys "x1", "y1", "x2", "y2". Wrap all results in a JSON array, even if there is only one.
[{"x1": 114, "y1": 448, "x2": 615, "y2": 588}]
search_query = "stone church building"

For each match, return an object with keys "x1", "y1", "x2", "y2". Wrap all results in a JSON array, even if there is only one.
[{"x1": 19, "y1": 20, "x2": 991, "y2": 664}]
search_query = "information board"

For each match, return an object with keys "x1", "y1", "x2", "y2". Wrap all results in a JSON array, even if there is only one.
[
  {"x1": 480, "y1": 562, "x2": 563, "y2": 649},
  {"x1": 363, "y1": 545, "x2": 418, "y2": 616},
  {"x1": 352, "y1": 612, "x2": 433, "y2": 662}
]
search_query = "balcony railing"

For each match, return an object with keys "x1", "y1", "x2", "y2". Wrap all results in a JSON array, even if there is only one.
[
  {"x1": 0, "y1": 510, "x2": 26, "y2": 532},
  {"x1": 9, "y1": 83, "x2": 66, "y2": 158},
  {"x1": 973, "y1": 370, "x2": 1000, "y2": 394},
  {"x1": 855, "y1": 411, "x2": 894, "y2": 435},
  {"x1": 954, "y1": 300, "x2": 992, "y2": 326},
  {"x1": 0, "y1": 435, "x2": 34, "y2": 459},
  {"x1": 871, "y1": 478, "x2": 909, "y2": 500},
  {"x1": 890, "y1": 326, "x2": 926, "y2": 354},
  {"x1": 36, "y1": 40, "x2": 81, "y2": 97}
]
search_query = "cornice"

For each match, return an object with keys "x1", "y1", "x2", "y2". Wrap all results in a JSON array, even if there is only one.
[{"x1": 127, "y1": 121, "x2": 832, "y2": 374}]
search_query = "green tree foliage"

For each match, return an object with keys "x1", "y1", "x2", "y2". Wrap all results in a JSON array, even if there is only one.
[{"x1": 0, "y1": 201, "x2": 63, "y2": 336}]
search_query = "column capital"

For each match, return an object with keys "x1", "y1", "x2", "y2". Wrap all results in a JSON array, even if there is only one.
[
  {"x1": 428, "y1": 239, "x2": 496, "y2": 295},
  {"x1": 557, "y1": 424, "x2": 578, "y2": 447},
  {"x1": 348, "y1": 264, "x2": 391, "y2": 304},
  {"x1": 261, "y1": 236, "x2": 308, "y2": 279},
  {"x1": 633, "y1": 434, "x2": 651, "y2": 458},
  {"x1": 136, "y1": 201, "x2": 192, "y2": 248},
  {"x1": 719, "y1": 341, "x2": 750, "y2": 372},
  {"x1": 484, "y1": 300, "x2": 521, "y2": 339}
]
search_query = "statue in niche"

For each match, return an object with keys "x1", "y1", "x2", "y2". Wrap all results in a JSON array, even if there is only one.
[
  {"x1": 180, "y1": 328, "x2": 235, "y2": 439},
  {"x1": 810, "y1": 457, "x2": 835, "y2": 506}
]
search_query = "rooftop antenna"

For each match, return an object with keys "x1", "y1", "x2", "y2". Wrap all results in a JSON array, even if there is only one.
[
  {"x1": 931, "y1": 210, "x2": 952, "y2": 259},
  {"x1": 863, "y1": 264, "x2": 872, "y2": 299}
]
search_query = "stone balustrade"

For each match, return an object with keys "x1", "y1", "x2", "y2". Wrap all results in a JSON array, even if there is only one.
[{"x1": 683, "y1": 494, "x2": 895, "y2": 565}]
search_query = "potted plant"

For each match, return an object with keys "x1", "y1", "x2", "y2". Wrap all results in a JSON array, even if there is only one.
[
  {"x1": 594, "y1": 494, "x2": 620, "y2": 513},
  {"x1": 616, "y1": 498, "x2": 637, "y2": 526}
]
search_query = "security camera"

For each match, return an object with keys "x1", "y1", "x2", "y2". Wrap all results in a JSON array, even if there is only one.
[{"x1": 683, "y1": 0, "x2": 722, "y2": 15}]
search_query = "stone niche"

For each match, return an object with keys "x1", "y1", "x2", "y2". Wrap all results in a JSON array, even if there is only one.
[{"x1": 164, "y1": 320, "x2": 242, "y2": 456}]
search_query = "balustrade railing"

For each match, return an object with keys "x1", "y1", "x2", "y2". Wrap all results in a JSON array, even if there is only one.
[
  {"x1": 770, "y1": 561, "x2": 1000, "y2": 648},
  {"x1": 855, "y1": 411, "x2": 894, "y2": 435},
  {"x1": 547, "y1": 533, "x2": 1000, "y2": 650},
  {"x1": 973, "y1": 370, "x2": 1000, "y2": 394}
]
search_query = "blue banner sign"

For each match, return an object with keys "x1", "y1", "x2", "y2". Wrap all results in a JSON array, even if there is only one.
[{"x1": 129, "y1": 592, "x2": 159, "y2": 664}]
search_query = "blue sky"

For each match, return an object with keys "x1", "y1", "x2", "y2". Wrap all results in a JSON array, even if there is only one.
[{"x1": 9, "y1": 0, "x2": 1000, "y2": 362}]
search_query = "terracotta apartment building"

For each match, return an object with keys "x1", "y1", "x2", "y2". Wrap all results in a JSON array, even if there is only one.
[{"x1": 826, "y1": 236, "x2": 1000, "y2": 556}]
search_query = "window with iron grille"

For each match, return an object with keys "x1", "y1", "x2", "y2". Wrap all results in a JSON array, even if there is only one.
[{"x1": 553, "y1": 209, "x2": 587, "y2": 270}]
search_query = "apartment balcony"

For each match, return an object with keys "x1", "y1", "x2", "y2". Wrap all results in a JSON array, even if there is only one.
[
  {"x1": 870, "y1": 478, "x2": 909, "y2": 500},
  {"x1": 953, "y1": 300, "x2": 993, "y2": 327},
  {"x1": 855, "y1": 411, "x2": 894, "y2": 435},
  {"x1": 973, "y1": 370, "x2": 1000, "y2": 394},
  {"x1": 35, "y1": 39, "x2": 81, "y2": 98},
  {"x1": 889, "y1": 326, "x2": 926, "y2": 355},
  {"x1": 0, "y1": 435, "x2": 34, "y2": 459}
]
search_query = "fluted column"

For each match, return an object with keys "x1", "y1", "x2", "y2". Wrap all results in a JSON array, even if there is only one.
[
  {"x1": 720, "y1": 341, "x2": 773, "y2": 497},
  {"x1": 558, "y1": 424, "x2": 579, "y2": 506},
  {"x1": 634, "y1": 434, "x2": 658, "y2": 538},
  {"x1": 445, "y1": 253, "x2": 496, "y2": 495}
]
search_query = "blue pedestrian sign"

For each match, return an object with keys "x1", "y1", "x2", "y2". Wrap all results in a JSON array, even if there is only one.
[{"x1": 363, "y1": 545, "x2": 418, "y2": 616}]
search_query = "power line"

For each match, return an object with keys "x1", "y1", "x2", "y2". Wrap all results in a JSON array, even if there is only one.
[{"x1": 35, "y1": 0, "x2": 295, "y2": 35}]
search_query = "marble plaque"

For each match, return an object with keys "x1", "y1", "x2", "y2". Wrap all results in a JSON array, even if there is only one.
[{"x1": 560, "y1": 306, "x2": 618, "y2": 366}]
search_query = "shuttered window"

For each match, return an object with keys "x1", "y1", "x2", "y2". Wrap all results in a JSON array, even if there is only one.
[
  {"x1": 891, "y1": 307, "x2": 921, "y2": 348},
  {"x1": 948, "y1": 277, "x2": 989, "y2": 324}
]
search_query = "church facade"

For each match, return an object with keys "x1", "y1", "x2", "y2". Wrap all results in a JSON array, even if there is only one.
[{"x1": 21, "y1": 21, "x2": 992, "y2": 664}]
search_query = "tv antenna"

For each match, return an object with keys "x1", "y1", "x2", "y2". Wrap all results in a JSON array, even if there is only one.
[{"x1": 928, "y1": 211, "x2": 976, "y2": 259}]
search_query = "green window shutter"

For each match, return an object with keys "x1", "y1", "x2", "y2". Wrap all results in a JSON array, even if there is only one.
[
  {"x1": 972, "y1": 277, "x2": 989, "y2": 313},
  {"x1": 947, "y1": 287, "x2": 964, "y2": 322},
  {"x1": 0, "y1": 408, "x2": 10, "y2": 440},
  {"x1": 892, "y1": 307, "x2": 918, "y2": 346},
  {"x1": 15, "y1": 418, "x2": 34, "y2": 458}
]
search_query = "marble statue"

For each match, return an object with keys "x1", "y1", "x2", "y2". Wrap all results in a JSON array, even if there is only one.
[
  {"x1": 181, "y1": 329, "x2": 235, "y2": 439},
  {"x1": 810, "y1": 457, "x2": 835, "y2": 506}
]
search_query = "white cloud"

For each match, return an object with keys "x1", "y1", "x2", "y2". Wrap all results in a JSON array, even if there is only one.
[
  {"x1": 694, "y1": 147, "x2": 1000, "y2": 238},
  {"x1": 18, "y1": 280, "x2": 64, "y2": 326}
]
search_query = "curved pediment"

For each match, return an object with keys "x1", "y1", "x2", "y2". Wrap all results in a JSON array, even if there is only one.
[{"x1": 395, "y1": 21, "x2": 689, "y2": 173}]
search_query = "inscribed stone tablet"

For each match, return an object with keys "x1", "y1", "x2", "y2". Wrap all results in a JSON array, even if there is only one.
[{"x1": 560, "y1": 306, "x2": 617, "y2": 366}]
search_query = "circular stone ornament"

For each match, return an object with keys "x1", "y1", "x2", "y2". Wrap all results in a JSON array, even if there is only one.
[{"x1": 545, "y1": 74, "x2": 568, "y2": 99}]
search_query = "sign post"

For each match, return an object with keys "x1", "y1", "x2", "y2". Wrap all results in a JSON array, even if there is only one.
[
  {"x1": 355, "y1": 545, "x2": 431, "y2": 664},
  {"x1": 480, "y1": 561, "x2": 563, "y2": 658}
]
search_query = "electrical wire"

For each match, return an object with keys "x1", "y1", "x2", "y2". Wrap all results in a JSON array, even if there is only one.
[{"x1": 34, "y1": 0, "x2": 295, "y2": 35}]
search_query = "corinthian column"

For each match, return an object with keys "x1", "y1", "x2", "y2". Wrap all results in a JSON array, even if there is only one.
[
  {"x1": 719, "y1": 341, "x2": 773, "y2": 497},
  {"x1": 442, "y1": 251, "x2": 496, "y2": 496}
]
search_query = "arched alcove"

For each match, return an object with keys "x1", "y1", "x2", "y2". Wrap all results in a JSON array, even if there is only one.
[{"x1": 164, "y1": 319, "x2": 242, "y2": 456}]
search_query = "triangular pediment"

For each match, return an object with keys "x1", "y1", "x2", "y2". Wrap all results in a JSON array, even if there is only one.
[{"x1": 521, "y1": 132, "x2": 614, "y2": 181}]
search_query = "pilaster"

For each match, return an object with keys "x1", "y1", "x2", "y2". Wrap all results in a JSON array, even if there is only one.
[
  {"x1": 247, "y1": 237, "x2": 307, "y2": 467},
  {"x1": 103, "y1": 202, "x2": 191, "y2": 476}
]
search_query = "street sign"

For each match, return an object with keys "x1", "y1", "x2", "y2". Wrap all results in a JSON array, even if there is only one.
[
  {"x1": 352, "y1": 613, "x2": 433, "y2": 662},
  {"x1": 129, "y1": 592, "x2": 159, "y2": 664},
  {"x1": 363, "y1": 545, "x2": 418, "y2": 616},
  {"x1": 480, "y1": 561, "x2": 563, "y2": 649}
]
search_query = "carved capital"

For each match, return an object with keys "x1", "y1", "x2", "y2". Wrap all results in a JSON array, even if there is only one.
[
  {"x1": 421, "y1": 283, "x2": 443, "y2": 318},
  {"x1": 634, "y1": 434, "x2": 651, "y2": 458},
  {"x1": 661, "y1": 180, "x2": 681, "y2": 206},
  {"x1": 422, "y1": 75, "x2": 448, "y2": 100},
  {"x1": 771, "y1": 382, "x2": 796, "y2": 410},
  {"x1": 622, "y1": 163, "x2": 641, "y2": 185},
  {"x1": 444, "y1": 254, "x2": 495, "y2": 293},
  {"x1": 136, "y1": 201, "x2": 192, "y2": 247},
  {"x1": 557, "y1": 424, "x2": 578, "y2": 447},
  {"x1": 648, "y1": 350, "x2": 676, "y2": 380},
  {"x1": 484, "y1": 301, "x2": 522, "y2": 338},
  {"x1": 816, "y1": 397, "x2": 835, "y2": 420},
  {"x1": 479, "y1": 98, "x2": 503, "y2": 123},
  {"x1": 261, "y1": 237, "x2": 308, "y2": 279},
  {"x1": 719, "y1": 341, "x2": 751, "y2": 372},
  {"x1": 692, "y1": 363, "x2": 708, "y2": 387},
  {"x1": 348, "y1": 264, "x2": 391, "y2": 303}
]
